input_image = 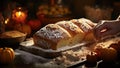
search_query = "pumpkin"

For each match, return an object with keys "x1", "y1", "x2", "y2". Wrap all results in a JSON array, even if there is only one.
[
  {"x1": 99, "y1": 47, "x2": 117, "y2": 62},
  {"x1": 0, "y1": 47, "x2": 15, "y2": 64},
  {"x1": 109, "y1": 43, "x2": 120, "y2": 53},
  {"x1": 14, "y1": 23, "x2": 31, "y2": 37}
]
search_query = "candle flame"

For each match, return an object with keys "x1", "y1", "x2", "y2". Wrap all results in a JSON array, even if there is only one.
[
  {"x1": 18, "y1": 11, "x2": 22, "y2": 16},
  {"x1": 5, "y1": 18, "x2": 9, "y2": 24},
  {"x1": 13, "y1": 9, "x2": 27, "y2": 22}
]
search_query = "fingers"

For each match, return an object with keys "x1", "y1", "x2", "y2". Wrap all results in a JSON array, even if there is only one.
[
  {"x1": 117, "y1": 15, "x2": 120, "y2": 20},
  {"x1": 94, "y1": 20, "x2": 120, "y2": 40},
  {"x1": 93, "y1": 21, "x2": 109, "y2": 40}
]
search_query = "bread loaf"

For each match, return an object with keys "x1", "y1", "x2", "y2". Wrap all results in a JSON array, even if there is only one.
[
  {"x1": 33, "y1": 24, "x2": 72, "y2": 50},
  {"x1": 56, "y1": 21, "x2": 85, "y2": 45},
  {"x1": 78, "y1": 18, "x2": 97, "y2": 27},
  {"x1": 71, "y1": 18, "x2": 95, "y2": 42},
  {"x1": 33, "y1": 18, "x2": 96, "y2": 50}
]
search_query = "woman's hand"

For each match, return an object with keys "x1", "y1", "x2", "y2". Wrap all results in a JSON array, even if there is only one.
[
  {"x1": 117, "y1": 15, "x2": 120, "y2": 20},
  {"x1": 93, "y1": 20, "x2": 120, "y2": 40}
]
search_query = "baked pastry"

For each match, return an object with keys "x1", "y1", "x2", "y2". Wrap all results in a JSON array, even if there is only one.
[
  {"x1": 78, "y1": 18, "x2": 97, "y2": 27},
  {"x1": 0, "y1": 30, "x2": 26, "y2": 44},
  {"x1": 71, "y1": 19, "x2": 92, "y2": 34},
  {"x1": 56, "y1": 21, "x2": 85, "y2": 45},
  {"x1": 0, "y1": 30, "x2": 26, "y2": 38},
  {"x1": 33, "y1": 24, "x2": 72, "y2": 50},
  {"x1": 71, "y1": 18, "x2": 95, "y2": 42},
  {"x1": 33, "y1": 18, "x2": 95, "y2": 50}
]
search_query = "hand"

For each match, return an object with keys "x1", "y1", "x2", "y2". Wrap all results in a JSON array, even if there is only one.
[
  {"x1": 117, "y1": 15, "x2": 120, "y2": 20},
  {"x1": 93, "y1": 20, "x2": 120, "y2": 40}
]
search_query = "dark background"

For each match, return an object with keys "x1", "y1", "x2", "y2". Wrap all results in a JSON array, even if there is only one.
[{"x1": 0, "y1": 0, "x2": 119, "y2": 19}]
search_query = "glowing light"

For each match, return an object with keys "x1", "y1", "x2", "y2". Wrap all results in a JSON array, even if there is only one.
[{"x1": 5, "y1": 18, "x2": 9, "y2": 24}]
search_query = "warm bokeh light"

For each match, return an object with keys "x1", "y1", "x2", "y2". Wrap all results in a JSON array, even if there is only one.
[
  {"x1": 12, "y1": 7, "x2": 27, "y2": 23},
  {"x1": 5, "y1": 18, "x2": 9, "y2": 24}
]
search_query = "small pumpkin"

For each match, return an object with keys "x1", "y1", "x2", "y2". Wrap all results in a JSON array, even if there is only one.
[
  {"x1": 0, "y1": 47, "x2": 15, "y2": 64},
  {"x1": 99, "y1": 47, "x2": 117, "y2": 62}
]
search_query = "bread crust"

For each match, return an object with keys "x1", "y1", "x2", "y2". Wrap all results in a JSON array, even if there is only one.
[{"x1": 33, "y1": 18, "x2": 95, "y2": 50}]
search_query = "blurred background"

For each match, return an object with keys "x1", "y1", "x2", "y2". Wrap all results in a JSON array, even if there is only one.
[
  {"x1": 0, "y1": 0, "x2": 119, "y2": 19},
  {"x1": 0, "y1": 0, "x2": 120, "y2": 36}
]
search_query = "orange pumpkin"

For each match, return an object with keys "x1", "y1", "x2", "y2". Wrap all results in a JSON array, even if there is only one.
[
  {"x1": 0, "y1": 47, "x2": 15, "y2": 64},
  {"x1": 99, "y1": 47, "x2": 117, "y2": 62}
]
